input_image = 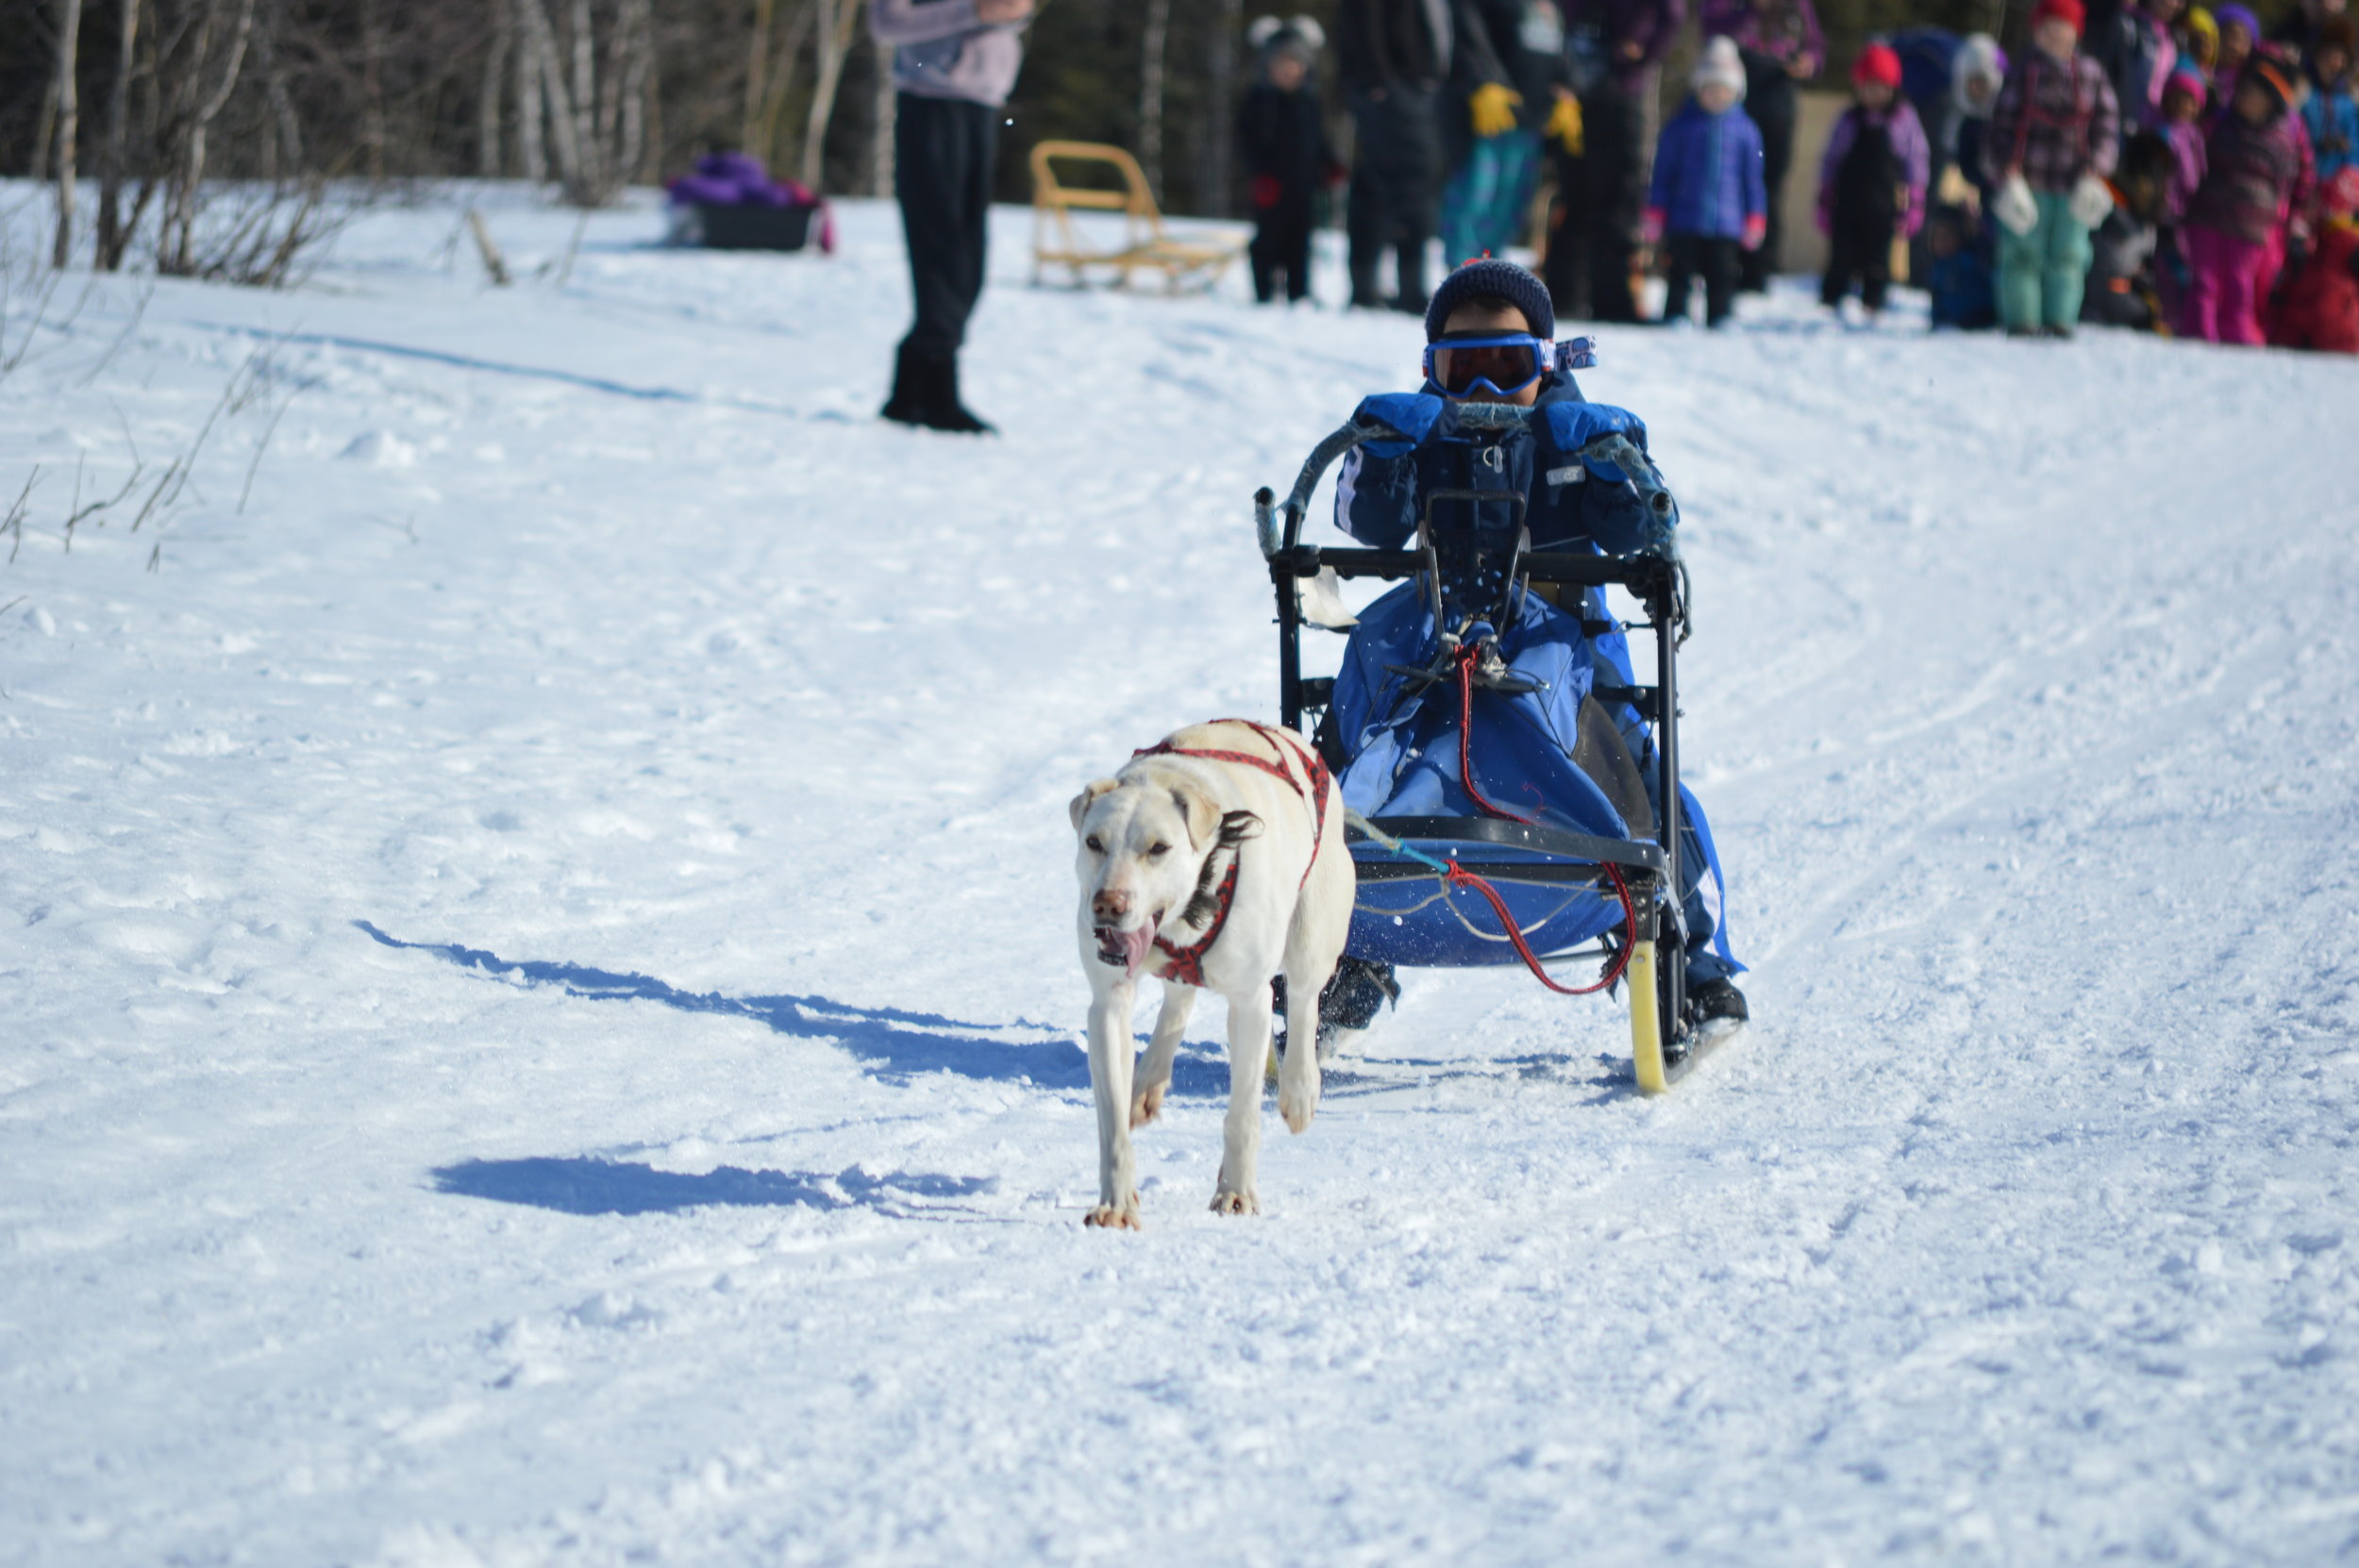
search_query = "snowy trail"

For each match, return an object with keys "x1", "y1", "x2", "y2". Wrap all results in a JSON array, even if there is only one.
[{"x1": 4, "y1": 191, "x2": 2357, "y2": 1566}]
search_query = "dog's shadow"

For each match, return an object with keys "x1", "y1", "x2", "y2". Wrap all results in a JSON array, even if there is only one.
[
  {"x1": 430, "y1": 1155, "x2": 995, "y2": 1218},
  {"x1": 356, "y1": 919, "x2": 1235, "y2": 1097}
]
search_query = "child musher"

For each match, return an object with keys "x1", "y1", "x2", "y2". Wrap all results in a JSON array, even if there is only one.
[
  {"x1": 1816, "y1": 42, "x2": 1931, "y2": 318},
  {"x1": 1643, "y1": 38, "x2": 1769, "y2": 327},
  {"x1": 1985, "y1": 0, "x2": 2122, "y2": 338},
  {"x1": 1313, "y1": 258, "x2": 1748, "y2": 1049},
  {"x1": 2181, "y1": 54, "x2": 2307, "y2": 342},
  {"x1": 1240, "y1": 17, "x2": 1339, "y2": 306}
]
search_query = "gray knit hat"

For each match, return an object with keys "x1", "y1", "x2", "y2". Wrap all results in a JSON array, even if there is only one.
[{"x1": 1423, "y1": 257, "x2": 1555, "y2": 342}]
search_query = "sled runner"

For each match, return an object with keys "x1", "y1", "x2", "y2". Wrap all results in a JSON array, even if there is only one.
[{"x1": 1255, "y1": 401, "x2": 1730, "y2": 1093}]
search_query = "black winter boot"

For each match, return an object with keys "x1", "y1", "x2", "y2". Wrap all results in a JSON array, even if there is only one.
[
  {"x1": 927, "y1": 352, "x2": 995, "y2": 435},
  {"x1": 879, "y1": 342, "x2": 930, "y2": 426}
]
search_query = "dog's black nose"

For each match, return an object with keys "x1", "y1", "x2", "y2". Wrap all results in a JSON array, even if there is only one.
[{"x1": 1092, "y1": 890, "x2": 1131, "y2": 922}]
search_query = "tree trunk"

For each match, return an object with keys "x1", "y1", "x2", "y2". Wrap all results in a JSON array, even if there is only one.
[
  {"x1": 360, "y1": 0, "x2": 385, "y2": 181},
  {"x1": 163, "y1": 0, "x2": 258, "y2": 275},
  {"x1": 1138, "y1": 0, "x2": 1170, "y2": 205},
  {"x1": 1202, "y1": 0, "x2": 1244, "y2": 217},
  {"x1": 515, "y1": 0, "x2": 546, "y2": 181},
  {"x1": 517, "y1": 0, "x2": 583, "y2": 193},
  {"x1": 756, "y1": 1, "x2": 819, "y2": 172},
  {"x1": 799, "y1": 0, "x2": 864, "y2": 192},
  {"x1": 567, "y1": 0, "x2": 602, "y2": 198},
  {"x1": 94, "y1": 0, "x2": 139, "y2": 270},
  {"x1": 743, "y1": 0, "x2": 776, "y2": 154},
  {"x1": 479, "y1": 12, "x2": 510, "y2": 178},
  {"x1": 52, "y1": 0, "x2": 86, "y2": 269},
  {"x1": 615, "y1": 0, "x2": 652, "y2": 189},
  {"x1": 869, "y1": 31, "x2": 895, "y2": 199}
]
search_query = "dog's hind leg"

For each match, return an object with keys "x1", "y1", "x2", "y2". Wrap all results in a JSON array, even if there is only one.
[
  {"x1": 1084, "y1": 978, "x2": 1144, "y2": 1230},
  {"x1": 1276, "y1": 836, "x2": 1355, "y2": 1133},
  {"x1": 1211, "y1": 977, "x2": 1273, "y2": 1215},
  {"x1": 1130, "y1": 983, "x2": 1195, "y2": 1127}
]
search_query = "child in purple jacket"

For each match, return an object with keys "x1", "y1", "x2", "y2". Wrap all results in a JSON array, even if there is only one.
[
  {"x1": 1642, "y1": 38, "x2": 1770, "y2": 326},
  {"x1": 1816, "y1": 42, "x2": 1932, "y2": 316}
]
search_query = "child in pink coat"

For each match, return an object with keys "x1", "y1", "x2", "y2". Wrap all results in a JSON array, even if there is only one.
[{"x1": 2181, "y1": 56, "x2": 2305, "y2": 342}]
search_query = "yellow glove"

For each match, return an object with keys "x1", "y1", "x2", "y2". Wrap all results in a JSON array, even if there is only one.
[
  {"x1": 1545, "y1": 93, "x2": 1584, "y2": 155},
  {"x1": 1470, "y1": 81, "x2": 1523, "y2": 138}
]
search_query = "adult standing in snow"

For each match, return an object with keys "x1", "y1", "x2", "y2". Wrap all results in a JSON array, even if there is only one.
[
  {"x1": 2092, "y1": 0, "x2": 2184, "y2": 140},
  {"x1": 1338, "y1": 0, "x2": 1455, "y2": 313},
  {"x1": 1699, "y1": 0, "x2": 1823, "y2": 293},
  {"x1": 1985, "y1": 0, "x2": 2121, "y2": 337},
  {"x1": 871, "y1": 0, "x2": 1033, "y2": 435},
  {"x1": 1440, "y1": 0, "x2": 1563, "y2": 266},
  {"x1": 1567, "y1": 0, "x2": 1684, "y2": 322}
]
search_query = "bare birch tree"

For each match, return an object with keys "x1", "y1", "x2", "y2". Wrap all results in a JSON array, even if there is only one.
[
  {"x1": 798, "y1": 0, "x2": 864, "y2": 192},
  {"x1": 1138, "y1": 0, "x2": 1169, "y2": 203},
  {"x1": 52, "y1": 0, "x2": 88, "y2": 268}
]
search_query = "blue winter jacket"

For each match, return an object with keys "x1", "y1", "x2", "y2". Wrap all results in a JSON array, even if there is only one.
[
  {"x1": 1334, "y1": 373, "x2": 1665, "y2": 556},
  {"x1": 2302, "y1": 82, "x2": 2359, "y2": 185},
  {"x1": 1648, "y1": 97, "x2": 1768, "y2": 239}
]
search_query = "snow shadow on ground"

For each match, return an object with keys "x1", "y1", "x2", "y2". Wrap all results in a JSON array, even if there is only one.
[
  {"x1": 431, "y1": 1156, "x2": 994, "y2": 1218},
  {"x1": 356, "y1": 920, "x2": 1226, "y2": 1097}
]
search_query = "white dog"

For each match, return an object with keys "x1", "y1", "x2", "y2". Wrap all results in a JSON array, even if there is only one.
[{"x1": 1069, "y1": 719, "x2": 1353, "y2": 1227}]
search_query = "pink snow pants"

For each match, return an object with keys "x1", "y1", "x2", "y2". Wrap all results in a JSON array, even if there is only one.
[{"x1": 2180, "y1": 225, "x2": 2269, "y2": 345}]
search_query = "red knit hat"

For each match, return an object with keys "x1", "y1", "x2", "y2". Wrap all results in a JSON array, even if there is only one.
[
  {"x1": 1852, "y1": 42, "x2": 1903, "y2": 88},
  {"x1": 2032, "y1": 0, "x2": 2086, "y2": 35}
]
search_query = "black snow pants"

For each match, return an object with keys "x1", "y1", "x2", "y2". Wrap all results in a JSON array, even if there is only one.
[
  {"x1": 1739, "y1": 53, "x2": 1799, "y2": 292},
  {"x1": 1252, "y1": 197, "x2": 1317, "y2": 303},
  {"x1": 895, "y1": 92, "x2": 998, "y2": 359},
  {"x1": 1346, "y1": 85, "x2": 1442, "y2": 312},
  {"x1": 1665, "y1": 234, "x2": 1741, "y2": 325},
  {"x1": 1581, "y1": 75, "x2": 1647, "y2": 323}
]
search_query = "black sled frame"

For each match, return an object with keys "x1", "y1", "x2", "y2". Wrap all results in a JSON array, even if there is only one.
[{"x1": 1255, "y1": 403, "x2": 1707, "y2": 1089}]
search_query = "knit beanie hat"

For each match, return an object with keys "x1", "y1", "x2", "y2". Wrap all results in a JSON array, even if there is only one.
[
  {"x1": 1692, "y1": 36, "x2": 1748, "y2": 100},
  {"x1": 2215, "y1": 3, "x2": 2260, "y2": 42},
  {"x1": 2245, "y1": 52, "x2": 2298, "y2": 111},
  {"x1": 1853, "y1": 42, "x2": 1903, "y2": 89},
  {"x1": 2164, "y1": 63, "x2": 2209, "y2": 105},
  {"x1": 1423, "y1": 258, "x2": 1555, "y2": 342},
  {"x1": 1246, "y1": 14, "x2": 1325, "y2": 65},
  {"x1": 2033, "y1": 0, "x2": 2086, "y2": 36}
]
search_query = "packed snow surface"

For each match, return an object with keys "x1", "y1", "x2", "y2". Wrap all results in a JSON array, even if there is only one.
[{"x1": 4, "y1": 187, "x2": 2357, "y2": 1567}]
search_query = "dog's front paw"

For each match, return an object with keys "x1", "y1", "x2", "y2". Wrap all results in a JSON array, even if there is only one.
[
  {"x1": 1277, "y1": 1083, "x2": 1317, "y2": 1134},
  {"x1": 1129, "y1": 1081, "x2": 1167, "y2": 1127},
  {"x1": 1209, "y1": 1188, "x2": 1260, "y2": 1217},
  {"x1": 1083, "y1": 1203, "x2": 1143, "y2": 1231}
]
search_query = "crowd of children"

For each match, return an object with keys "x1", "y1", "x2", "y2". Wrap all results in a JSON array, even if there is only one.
[{"x1": 1234, "y1": 4, "x2": 2359, "y2": 353}]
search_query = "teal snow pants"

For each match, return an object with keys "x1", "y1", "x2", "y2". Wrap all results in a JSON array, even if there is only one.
[{"x1": 1996, "y1": 191, "x2": 2095, "y2": 331}]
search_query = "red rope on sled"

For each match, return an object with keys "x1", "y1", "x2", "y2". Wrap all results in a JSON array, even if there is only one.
[
  {"x1": 1445, "y1": 859, "x2": 1637, "y2": 996},
  {"x1": 1447, "y1": 642, "x2": 1639, "y2": 997}
]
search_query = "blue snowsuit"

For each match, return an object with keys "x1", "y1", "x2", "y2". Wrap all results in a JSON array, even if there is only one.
[{"x1": 1328, "y1": 373, "x2": 1740, "y2": 984}]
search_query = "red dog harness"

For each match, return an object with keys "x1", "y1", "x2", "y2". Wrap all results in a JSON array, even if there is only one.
[{"x1": 1129, "y1": 720, "x2": 1331, "y2": 987}]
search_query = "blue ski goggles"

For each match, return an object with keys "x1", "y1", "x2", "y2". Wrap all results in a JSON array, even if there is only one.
[{"x1": 1422, "y1": 333, "x2": 1598, "y2": 398}]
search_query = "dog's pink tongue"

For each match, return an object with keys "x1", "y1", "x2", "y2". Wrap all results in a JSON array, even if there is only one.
[{"x1": 1096, "y1": 923, "x2": 1156, "y2": 976}]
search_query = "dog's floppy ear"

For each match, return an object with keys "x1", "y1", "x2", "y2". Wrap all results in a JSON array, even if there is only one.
[
  {"x1": 1069, "y1": 778, "x2": 1120, "y2": 831},
  {"x1": 1170, "y1": 784, "x2": 1224, "y2": 850}
]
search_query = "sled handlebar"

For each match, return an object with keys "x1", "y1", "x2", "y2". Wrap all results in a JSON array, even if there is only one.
[{"x1": 1258, "y1": 407, "x2": 1673, "y2": 559}]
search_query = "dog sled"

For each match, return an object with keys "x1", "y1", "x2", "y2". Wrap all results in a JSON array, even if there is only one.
[{"x1": 1255, "y1": 400, "x2": 1728, "y2": 1093}]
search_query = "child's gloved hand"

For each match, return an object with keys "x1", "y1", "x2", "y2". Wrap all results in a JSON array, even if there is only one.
[
  {"x1": 1249, "y1": 175, "x2": 1283, "y2": 210},
  {"x1": 1546, "y1": 92, "x2": 1584, "y2": 154},
  {"x1": 1470, "y1": 82, "x2": 1523, "y2": 137},
  {"x1": 1742, "y1": 213, "x2": 1768, "y2": 251},
  {"x1": 2067, "y1": 172, "x2": 2114, "y2": 229},
  {"x1": 1640, "y1": 208, "x2": 1666, "y2": 244},
  {"x1": 1352, "y1": 392, "x2": 1447, "y2": 457},
  {"x1": 1542, "y1": 403, "x2": 1649, "y2": 480}
]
